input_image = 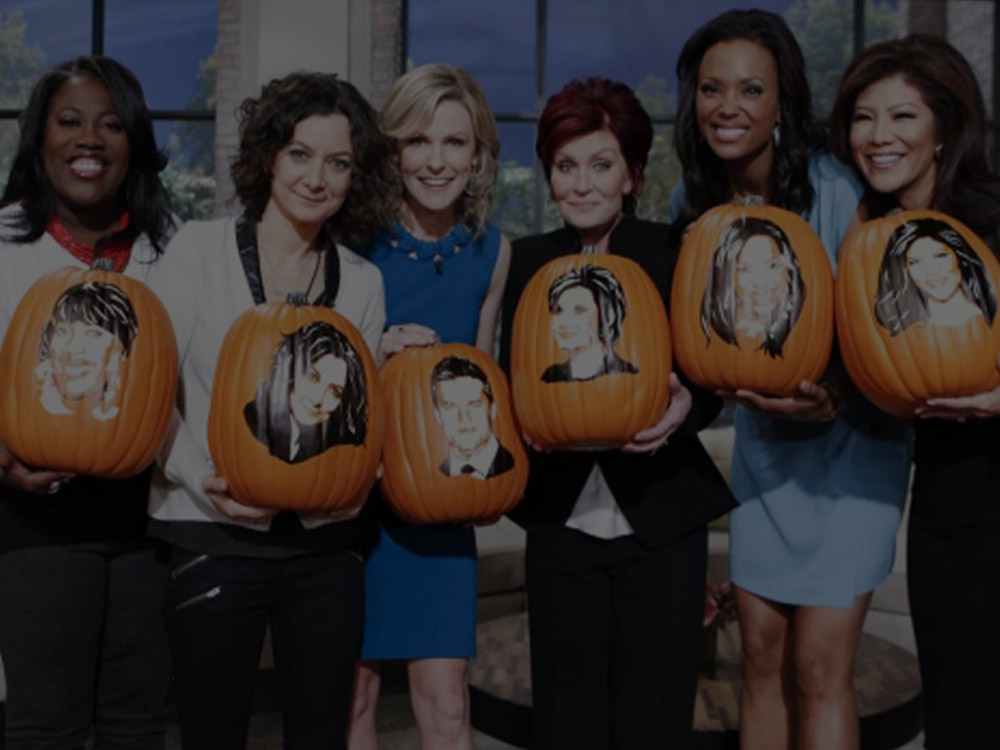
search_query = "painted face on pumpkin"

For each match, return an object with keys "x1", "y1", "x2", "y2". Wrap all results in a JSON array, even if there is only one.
[
  {"x1": 49, "y1": 320, "x2": 120, "y2": 400},
  {"x1": 290, "y1": 352, "x2": 347, "y2": 427},
  {"x1": 35, "y1": 281, "x2": 137, "y2": 421},
  {"x1": 434, "y1": 374, "x2": 494, "y2": 459},
  {"x1": 550, "y1": 285, "x2": 600, "y2": 354},
  {"x1": 735, "y1": 234, "x2": 791, "y2": 316},
  {"x1": 905, "y1": 237, "x2": 962, "y2": 304}
]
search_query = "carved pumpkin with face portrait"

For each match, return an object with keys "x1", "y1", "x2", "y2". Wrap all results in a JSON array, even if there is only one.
[
  {"x1": 511, "y1": 254, "x2": 671, "y2": 450},
  {"x1": 836, "y1": 209, "x2": 1000, "y2": 416},
  {"x1": 0, "y1": 262, "x2": 178, "y2": 478},
  {"x1": 671, "y1": 202, "x2": 834, "y2": 396},
  {"x1": 207, "y1": 301, "x2": 383, "y2": 513},
  {"x1": 379, "y1": 343, "x2": 527, "y2": 524}
]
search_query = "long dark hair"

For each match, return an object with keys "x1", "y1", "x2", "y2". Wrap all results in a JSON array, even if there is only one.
[
  {"x1": 248, "y1": 321, "x2": 368, "y2": 462},
  {"x1": 672, "y1": 9, "x2": 825, "y2": 233},
  {"x1": 700, "y1": 216, "x2": 804, "y2": 358},
  {"x1": 829, "y1": 34, "x2": 1000, "y2": 249},
  {"x1": 875, "y1": 218, "x2": 996, "y2": 335},
  {"x1": 1, "y1": 55, "x2": 173, "y2": 254}
]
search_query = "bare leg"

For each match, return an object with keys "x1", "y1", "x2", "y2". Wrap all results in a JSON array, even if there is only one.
[
  {"x1": 736, "y1": 587, "x2": 795, "y2": 750},
  {"x1": 347, "y1": 660, "x2": 381, "y2": 750},
  {"x1": 408, "y1": 657, "x2": 475, "y2": 750},
  {"x1": 792, "y1": 593, "x2": 871, "y2": 750}
]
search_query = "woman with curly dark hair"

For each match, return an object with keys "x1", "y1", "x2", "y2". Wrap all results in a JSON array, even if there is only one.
[
  {"x1": 148, "y1": 71, "x2": 393, "y2": 749},
  {"x1": 669, "y1": 10, "x2": 912, "y2": 749},
  {"x1": 0, "y1": 54, "x2": 174, "y2": 750}
]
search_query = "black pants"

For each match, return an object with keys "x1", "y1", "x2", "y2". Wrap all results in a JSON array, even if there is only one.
[
  {"x1": 525, "y1": 527, "x2": 707, "y2": 750},
  {"x1": 907, "y1": 497, "x2": 1000, "y2": 748},
  {"x1": 164, "y1": 547, "x2": 364, "y2": 750},
  {"x1": 0, "y1": 542, "x2": 170, "y2": 750}
]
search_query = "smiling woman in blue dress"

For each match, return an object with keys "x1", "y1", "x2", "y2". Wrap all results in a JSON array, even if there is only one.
[
  {"x1": 670, "y1": 10, "x2": 912, "y2": 749},
  {"x1": 347, "y1": 64, "x2": 511, "y2": 750}
]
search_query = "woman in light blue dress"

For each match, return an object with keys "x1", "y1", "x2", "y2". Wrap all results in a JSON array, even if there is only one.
[{"x1": 669, "y1": 10, "x2": 911, "y2": 749}]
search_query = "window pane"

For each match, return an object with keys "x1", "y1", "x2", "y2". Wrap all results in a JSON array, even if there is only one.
[
  {"x1": 784, "y1": 0, "x2": 863, "y2": 118},
  {"x1": 638, "y1": 124, "x2": 680, "y2": 225},
  {"x1": 156, "y1": 119, "x2": 216, "y2": 221},
  {"x1": 0, "y1": 119, "x2": 21, "y2": 190},
  {"x1": 407, "y1": 0, "x2": 536, "y2": 113},
  {"x1": 105, "y1": 0, "x2": 217, "y2": 112},
  {"x1": 0, "y1": 1, "x2": 88, "y2": 108},
  {"x1": 492, "y1": 122, "x2": 537, "y2": 240}
]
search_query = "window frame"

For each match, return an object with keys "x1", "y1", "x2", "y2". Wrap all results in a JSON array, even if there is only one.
[{"x1": 0, "y1": 1, "x2": 215, "y2": 134}]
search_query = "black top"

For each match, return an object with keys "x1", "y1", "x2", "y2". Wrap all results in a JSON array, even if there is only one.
[
  {"x1": 499, "y1": 217, "x2": 736, "y2": 548},
  {"x1": 0, "y1": 468, "x2": 152, "y2": 553},
  {"x1": 890, "y1": 185, "x2": 1000, "y2": 521}
]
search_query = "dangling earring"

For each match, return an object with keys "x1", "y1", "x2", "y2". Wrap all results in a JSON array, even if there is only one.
[
  {"x1": 773, "y1": 123, "x2": 782, "y2": 148},
  {"x1": 464, "y1": 161, "x2": 480, "y2": 198},
  {"x1": 934, "y1": 143, "x2": 943, "y2": 161}
]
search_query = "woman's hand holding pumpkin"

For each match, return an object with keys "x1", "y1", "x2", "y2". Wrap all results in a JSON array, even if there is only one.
[
  {"x1": 621, "y1": 373, "x2": 691, "y2": 454},
  {"x1": 915, "y1": 354, "x2": 1000, "y2": 421},
  {"x1": 721, "y1": 380, "x2": 841, "y2": 422},
  {"x1": 0, "y1": 439, "x2": 74, "y2": 495},
  {"x1": 202, "y1": 473, "x2": 277, "y2": 524},
  {"x1": 377, "y1": 323, "x2": 440, "y2": 364}
]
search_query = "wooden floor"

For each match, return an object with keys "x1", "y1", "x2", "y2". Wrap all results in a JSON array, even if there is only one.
[{"x1": 469, "y1": 612, "x2": 923, "y2": 749}]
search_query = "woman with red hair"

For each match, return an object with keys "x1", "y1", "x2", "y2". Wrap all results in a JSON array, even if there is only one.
[{"x1": 498, "y1": 77, "x2": 734, "y2": 749}]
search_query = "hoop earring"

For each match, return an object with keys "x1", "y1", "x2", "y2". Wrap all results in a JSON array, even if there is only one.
[
  {"x1": 773, "y1": 123, "x2": 782, "y2": 148},
  {"x1": 934, "y1": 143, "x2": 943, "y2": 160}
]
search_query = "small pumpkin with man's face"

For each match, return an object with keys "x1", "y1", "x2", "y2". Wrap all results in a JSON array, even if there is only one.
[{"x1": 379, "y1": 342, "x2": 527, "y2": 524}]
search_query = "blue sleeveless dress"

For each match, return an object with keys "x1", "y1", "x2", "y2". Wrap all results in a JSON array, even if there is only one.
[
  {"x1": 670, "y1": 152, "x2": 913, "y2": 608},
  {"x1": 359, "y1": 221, "x2": 502, "y2": 658}
]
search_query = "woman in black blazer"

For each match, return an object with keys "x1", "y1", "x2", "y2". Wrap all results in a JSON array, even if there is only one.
[{"x1": 498, "y1": 77, "x2": 735, "y2": 750}]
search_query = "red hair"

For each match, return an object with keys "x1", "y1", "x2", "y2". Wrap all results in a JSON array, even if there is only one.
[{"x1": 536, "y1": 77, "x2": 653, "y2": 213}]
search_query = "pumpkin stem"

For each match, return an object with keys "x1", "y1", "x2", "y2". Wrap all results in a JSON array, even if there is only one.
[
  {"x1": 286, "y1": 291, "x2": 310, "y2": 306},
  {"x1": 91, "y1": 257, "x2": 115, "y2": 271}
]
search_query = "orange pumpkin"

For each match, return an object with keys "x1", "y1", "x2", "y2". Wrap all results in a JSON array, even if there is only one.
[
  {"x1": 511, "y1": 254, "x2": 671, "y2": 450},
  {"x1": 379, "y1": 343, "x2": 527, "y2": 524},
  {"x1": 207, "y1": 301, "x2": 383, "y2": 513},
  {"x1": 836, "y1": 209, "x2": 1000, "y2": 416},
  {"x1": 671, "y1": 202, "x2": 834, "y2": 395},
  {"x1": 0, "y1": 263, "x2": 178, "y2": 478}
]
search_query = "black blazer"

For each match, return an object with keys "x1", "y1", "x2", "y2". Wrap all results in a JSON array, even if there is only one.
[{"x1": 499, "y1": 217, "x2": 736, "y2": 548}]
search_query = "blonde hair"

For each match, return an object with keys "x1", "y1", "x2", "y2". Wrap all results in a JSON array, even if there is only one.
[{"x1": 380, "y1": 64, "x2": 500, "y2": 236}]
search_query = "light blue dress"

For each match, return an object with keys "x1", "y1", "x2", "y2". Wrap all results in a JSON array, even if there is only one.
[{"x1": 669, "y1": 151, "x2": 913, "y2": 607}]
